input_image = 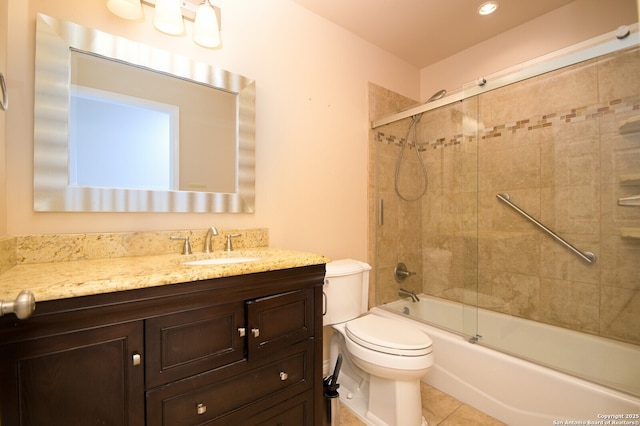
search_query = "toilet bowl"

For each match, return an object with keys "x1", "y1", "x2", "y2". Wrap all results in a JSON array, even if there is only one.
[{"x1": 324, "y1": 259, "x2": 433, "y2": 426}]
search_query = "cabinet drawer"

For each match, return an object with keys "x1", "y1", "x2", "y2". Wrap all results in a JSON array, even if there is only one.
[
  {"x1": 147, "y1": 341, "x2": 312, "y2": 426},
  {"x1": 145, "y1": 302, "x2": 245, "y2": 388},
  {"x1": 247, "y1": 288, "x2": 314, "y2": 357},
  {"x1": 238, "y1": 391, "x2": 314, "y2": 426}
]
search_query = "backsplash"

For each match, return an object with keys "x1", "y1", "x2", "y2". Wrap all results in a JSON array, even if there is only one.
[
  {"x1": 0, "y1": 237, "x2": 16, "y2": 275},
  {"x1": 0, "y1": 228, "x2": 268, "y2": 269}
]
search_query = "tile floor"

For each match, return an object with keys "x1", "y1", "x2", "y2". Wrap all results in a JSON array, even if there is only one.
[{"x1": 339, "y1": 382, "x2": 506, "y2": 426}]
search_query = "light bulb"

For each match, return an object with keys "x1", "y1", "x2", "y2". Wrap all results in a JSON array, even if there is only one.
[
  {"x1": 477, "y1": 1, "x2": 499, "y2": 16},
  {"x1": 154, "y1": 0, "x2": 184, "y2": 35},
  {"x1": 193, "y1": 1, "x2": 221, "y2": 48},
  {"x1": 107, "y1": 0, "x2": 143, "y2": 20}
]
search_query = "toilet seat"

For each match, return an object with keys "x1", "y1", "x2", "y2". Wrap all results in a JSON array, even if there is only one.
[{"x1": 345, "y1": 315, "x2": 432, "y2": 356}]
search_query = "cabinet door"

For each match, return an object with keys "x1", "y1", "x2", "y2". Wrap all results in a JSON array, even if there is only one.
[
  {"x1": 246, "y1": 288, "x2": 314, "y2": 358},
  {"x1": 145, "y1": 301, "x2": 245, "y2": 388},
  {"x1": 0, "y1": 321, "x2": 144, "y2": 426}
]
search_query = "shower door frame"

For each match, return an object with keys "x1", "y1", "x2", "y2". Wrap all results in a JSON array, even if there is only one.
[{"x1": 373, "y1": 24, "x2": 639, "y2": 129}]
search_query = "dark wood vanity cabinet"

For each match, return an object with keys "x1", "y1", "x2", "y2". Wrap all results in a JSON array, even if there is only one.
[
  {"x1": 0, "y1": 321, "x2": 145, "y2": 426},
  {"x1": 0, "y1": 264, "x2": 325, "y2": 426}
]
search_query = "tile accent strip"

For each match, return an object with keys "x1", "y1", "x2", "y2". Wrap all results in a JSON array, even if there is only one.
[{"x1": 375, "y1": 95, "x2": 640, "y2": 150}]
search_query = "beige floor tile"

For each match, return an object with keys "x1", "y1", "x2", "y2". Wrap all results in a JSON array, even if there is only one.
[
  {"x1": 339, "y1": 402, "x2": 366, "y2": 426},
  {"x1": 439, "y1": 404, "x2": 507, "y2": 426},
  {"x1": 421, "y1": 382, "x2": 463, "y2": 425},
  {"x1": 337, "y1": 382, "x2": 505, "y2": 426}
]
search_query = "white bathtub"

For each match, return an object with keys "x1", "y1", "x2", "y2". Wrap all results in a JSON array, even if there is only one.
[{"x1": 373, "y1": 295, "x2": 640, "y2": 426}]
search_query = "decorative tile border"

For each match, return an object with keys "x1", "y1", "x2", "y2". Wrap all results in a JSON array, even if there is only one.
[
  {"x1": 375, "y1": 95, "x2": 640, "y2": 150},
  {"x1": 375, "y1": 130, "x2": 469, "y2": 151},
  {"x1": 482, "y1": 96, "x2": 639, "y2": 141}
]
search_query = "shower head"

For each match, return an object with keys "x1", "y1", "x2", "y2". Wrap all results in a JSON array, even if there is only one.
[
  {"x1": 410, "y1": 88, "x2": 447, "y2": 122},
  {"x1": 427, "y1": 89, "x2": 447, "y2": 103}
]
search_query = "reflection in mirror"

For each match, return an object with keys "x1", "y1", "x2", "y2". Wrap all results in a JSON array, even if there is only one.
[
  {"x1": 34, "y1": 14, "x2": 255, "y2": 213},
  {"x1": 70, "y1": 82, "x2": 179, "y2": 191}
]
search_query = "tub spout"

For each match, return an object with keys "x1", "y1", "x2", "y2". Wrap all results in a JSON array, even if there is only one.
[{"x1": 399, "y1": 288, "x2": 420, "y2": 302}]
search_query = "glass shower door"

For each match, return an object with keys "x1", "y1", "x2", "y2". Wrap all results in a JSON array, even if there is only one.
[{"x1": 472, "y1": 45, "x2": 640, "y2": 396}]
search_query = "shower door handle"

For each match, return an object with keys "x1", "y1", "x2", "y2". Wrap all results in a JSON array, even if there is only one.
[{"x1": 0, "y1": 73, "x2": 7, "y2": 111}]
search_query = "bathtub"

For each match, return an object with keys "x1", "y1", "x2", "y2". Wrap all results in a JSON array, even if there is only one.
[{"x1": 372, "y1": 295, "x2": 640, "y2": 426}]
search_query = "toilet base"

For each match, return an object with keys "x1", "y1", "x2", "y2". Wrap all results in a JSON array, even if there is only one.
[
  {"x1": 366, "y1": 375, "x2": 427, "y2": 426},
  {"x1": 329, "y1": 321, "x2": 431, "y2": 426},
  {"x1": 338, "y1": 377, "x2": 428, "y2": 426}
]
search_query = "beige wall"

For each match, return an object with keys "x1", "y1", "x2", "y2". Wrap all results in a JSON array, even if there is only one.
[
  {"x1": 4, "y1": 0, "x2": 419, "y2": 260},
  {"x1": 420, "y1": 0, "x2": 638, "y2": 102}
]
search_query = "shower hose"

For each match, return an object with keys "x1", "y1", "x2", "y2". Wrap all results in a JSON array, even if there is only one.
[{"x1": 394, "y1": 113, "x2": 428, "y2": 202}]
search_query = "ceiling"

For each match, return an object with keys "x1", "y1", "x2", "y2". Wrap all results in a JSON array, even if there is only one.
[{"x1": 291, "y1": 0, "x2": 576, "y2": 68}]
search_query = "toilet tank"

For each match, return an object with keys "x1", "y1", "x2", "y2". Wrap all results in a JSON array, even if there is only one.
[{"x1": 323, "y1": 259, "x2": 371, "y2": 326}]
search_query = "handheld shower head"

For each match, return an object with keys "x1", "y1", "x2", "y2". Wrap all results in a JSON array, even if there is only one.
[
  {"x1": 427, "y1": 89, "x2": 447, "y2": 103},
  {"x1": 412, "y1": 89, "x2": 447, "y2": 122}
]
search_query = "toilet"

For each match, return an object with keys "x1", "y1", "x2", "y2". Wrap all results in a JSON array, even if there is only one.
[{"x1": 323, "y1": 259, "x2": 433, "y2": 426}]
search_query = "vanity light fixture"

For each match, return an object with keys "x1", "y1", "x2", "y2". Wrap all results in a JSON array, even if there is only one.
[
  {"x1": 477, "y1": 1, "x2": 499, "y2": 16},
  {"x1": 107, "y1": 0, "x2": 143, "y2": 20},
  {"x1": 193, "y1": 0, "x2": 221, "y2": 48},
  {"x1": 107, "y1": 0, "x2": 222, "y2": 48},
  {"x1": 153, "y1": 0, "x2": 185, "y2": 35}
]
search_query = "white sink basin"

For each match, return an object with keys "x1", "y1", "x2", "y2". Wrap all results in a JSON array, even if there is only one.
[{"x1": 183, "y1": 257, "x2": 260, "y2": 266}]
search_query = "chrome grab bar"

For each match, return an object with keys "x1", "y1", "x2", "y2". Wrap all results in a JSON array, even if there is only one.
[
  {"x1": 496, "y1": 193, "x2": 596, "y2": 265},
  {"x1": 618, "y1": 194, "x2": 640, "y2": 206}
]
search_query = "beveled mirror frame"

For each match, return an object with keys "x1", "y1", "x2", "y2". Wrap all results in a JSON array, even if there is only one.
[{"x1": 34, "y1": 14, "x2": 255, "y2": 213}]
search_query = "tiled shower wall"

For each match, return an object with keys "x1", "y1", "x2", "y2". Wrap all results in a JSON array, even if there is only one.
[
  {"x1": 369, "y1": 45, "x2": 640, "y2": 345},
  {"x1": 369, "y1": 84, "x2": 422, "y2": 309}
]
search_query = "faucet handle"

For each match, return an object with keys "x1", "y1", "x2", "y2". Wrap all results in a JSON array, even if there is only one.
[
  {"x1": 225, "y1": 233, "x2": 241, "y2": 251},
  {"x1": 170, "y1": 235, "x2": 192, "y2": 255},
  {"x1": 394, "y1": 262, "x2": 416, "y2": 283}
]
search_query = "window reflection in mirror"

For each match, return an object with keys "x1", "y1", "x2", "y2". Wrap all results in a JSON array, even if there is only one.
[{"x1": 70, "y1": 84, "x2": 178, "y2": 190}]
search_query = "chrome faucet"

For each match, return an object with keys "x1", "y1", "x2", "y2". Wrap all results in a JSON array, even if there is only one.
[
  {"x1": 204, "y1": 226, "x2": 219, "y2": 253},
  {"x1": 399, "y1": 288, "x2": 420, "y2": 302}
]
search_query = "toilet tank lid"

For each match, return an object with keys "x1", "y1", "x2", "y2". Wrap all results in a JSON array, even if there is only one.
[{"x1": 325, "y1": 259, "x2": 371, "y2": 277}]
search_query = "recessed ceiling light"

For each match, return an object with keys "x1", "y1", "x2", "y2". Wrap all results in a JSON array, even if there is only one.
[{"x1": 478, "y1": 1, "x2": 499, "y2": 16}]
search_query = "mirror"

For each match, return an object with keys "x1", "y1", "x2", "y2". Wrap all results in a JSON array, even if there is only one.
[{"x1": 34, "y1": 14, "x2": 255, "y2": 213}]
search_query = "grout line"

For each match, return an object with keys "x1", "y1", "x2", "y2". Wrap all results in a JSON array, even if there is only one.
[{"x1": 437, "y1": 408, "x2": 457, "y2": 425}]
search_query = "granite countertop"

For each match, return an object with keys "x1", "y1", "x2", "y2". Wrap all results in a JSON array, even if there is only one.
[{"x1": 0, "y1": 248, "x2": 330, "y2": 303}]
